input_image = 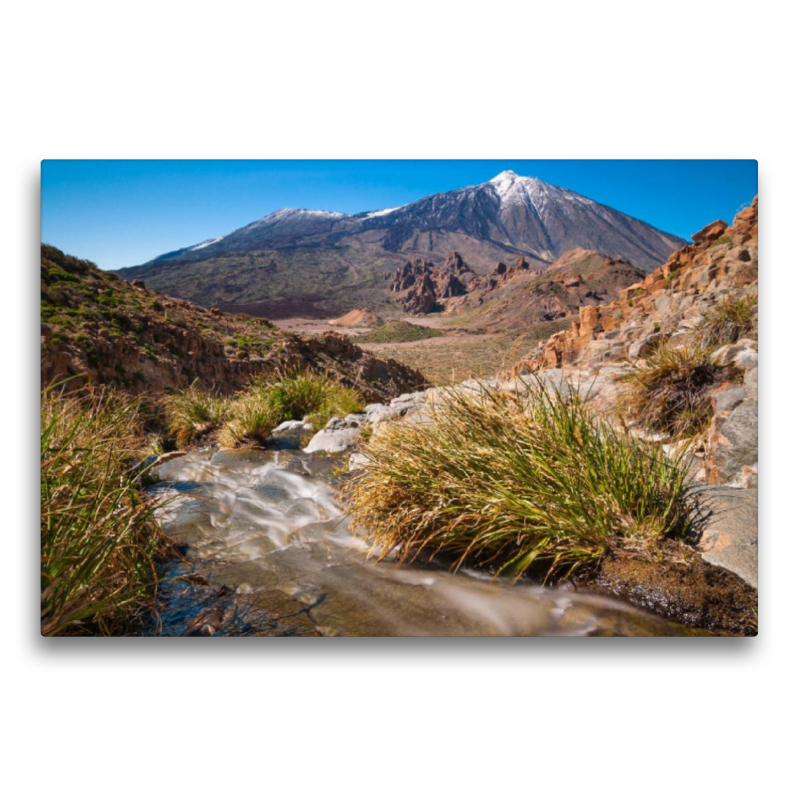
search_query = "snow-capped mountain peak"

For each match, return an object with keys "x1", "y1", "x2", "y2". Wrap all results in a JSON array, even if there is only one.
[
  {"x1": 489, "y1": 170, "x2": 554, "y2": 208},
  {"x1": 132, "y1": 171, "x2": 687, "y2": 295}
]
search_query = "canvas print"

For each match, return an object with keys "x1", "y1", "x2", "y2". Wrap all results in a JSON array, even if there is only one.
[{"x1": 40, "y1": 160, "x2": 758, "y2": 636}]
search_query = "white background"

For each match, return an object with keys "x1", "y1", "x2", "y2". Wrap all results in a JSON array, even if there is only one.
[{"x1": 3, "y1": 2, "x2": 797, "y2": 798}]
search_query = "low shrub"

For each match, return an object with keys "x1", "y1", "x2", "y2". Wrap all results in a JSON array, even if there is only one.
[
  {"x1": 695, "y1": 294, "x2": 757, "y2": 348},
  {"x1": 217, "y1": 372, "x2": 363, "y2": 446},
  {"x1": 347, "y1": 379, "x2": 697, "y2": 577},
  {"x1": 617, "y1": 343, "x2": 736, "y2": 438},
  {"x1": 41, "y1": 384, "x2": 170, "y2": 635}
]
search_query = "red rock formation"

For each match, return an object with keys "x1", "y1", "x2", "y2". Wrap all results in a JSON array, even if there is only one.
[
  {"x1": 537, "y1": 197, "x2": 758, "y2": 369},
  {"x1": 389, "y1": 252, "x2": 473, "y2": 313}
]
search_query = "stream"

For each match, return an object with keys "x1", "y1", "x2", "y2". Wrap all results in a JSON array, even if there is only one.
[{"x1": 148, "y1": 446, "x2": 702, "y2": 636}]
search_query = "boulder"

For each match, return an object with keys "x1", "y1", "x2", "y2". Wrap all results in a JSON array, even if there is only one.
[
  {"x1": 692, "y1": 220, "x2": 729, "y2": 243},
  {"x1": 348, "y1": 452, "x2": 371, "y2": 471},
  {"x1": 627, "y1": 332, "x2": 667, "y2": 361},
  {"x1": 712, "y1": 339, "x2": 758, "y2": 370},
  {"x1": 698, "y1": 486, "x2": 758, "y2": 588},
  {"x1": 303, "y1": 426, "x2": 361, "y2": 454},
  {"x1": 706, "y1": 398, "x2": 758, "y2": 486},
  {"x1": 710, "y1": 383, "x2": 746, "y2": 414}
]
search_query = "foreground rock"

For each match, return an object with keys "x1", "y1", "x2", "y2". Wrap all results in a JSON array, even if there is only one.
[
  {"x1": 303, "y1": 416, "x2": 362, "y2": 454},
  {"x1": 698, "y1": 486, "x2": 758, "y2": 588}
]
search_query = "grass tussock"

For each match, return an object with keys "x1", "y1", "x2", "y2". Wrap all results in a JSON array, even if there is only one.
[
  {"x1": 268, "y1": 371, "x2": 361, "y2": 422},
  {"x1": 618, "y1": 343, "x2": 736, "y2": 438},
  {"x1": 347, "y1": 380, "x2": 696, "y2": 577},
  {"x1": 217, "y1": 383, "x2": 281, "y2": 448},
  {"x1": 41, "y1": 385, "x2": 170, "y2": 636},
  {"x1": 218, "y1": 371, "x2": 364, "y2": 447},
  {"x1": 162, "y1": 381, "x2": 230, "y2": 447},
  {"x1": 695, "y1": 293, "x2": 757, "y2": 348}
]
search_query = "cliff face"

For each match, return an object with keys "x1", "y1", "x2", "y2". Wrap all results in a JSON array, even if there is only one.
[{"x1": 40, "y1": 246, "x2": 426, "y2": 403}]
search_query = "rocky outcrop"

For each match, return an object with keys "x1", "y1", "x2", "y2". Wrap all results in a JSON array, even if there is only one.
[
  {"x1": 389, "y1": 248, "x2": 643, "y2": 331},
  {"x1": 537, "y1": 197, "x2": 758, "y2": 371},
  {"x1": 527, "y1": 200, "x2": 759, "y2": 492},
  {"x1": 389, "y1": 252, "x2": 474, "y2": 313},
  {"x1": 441, "y1": 249, "x2": 645, "y2": 332},
  {"x1": 491, "y1": 198, "x2": 760, "y2": 589}
]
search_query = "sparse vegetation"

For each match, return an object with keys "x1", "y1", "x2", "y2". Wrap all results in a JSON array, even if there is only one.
[
  {"x1": 360, "y1": 325, "x2": 570, "y2": 386},
  {"x1": 162, "y1": 381, "x2": 231, "y2": 447},
  {"x1": 348, "y1": 379, "x2": 697, "y2": 578},
  {"x1": 354, "y1": 320, "x2": 444, "y2": 344},
  {"x1": 41, "y1": 245, "x2": 419, "y2": 402},
  {"x1": 617, "y1": 343, "x2": 738, "y2": 438},
  {"x1": 41, "y1": 384, "x2": 170, "y2": 636},
  {"x1": 217, "y1": 384, "x2": 281, "y2": 447},
  {"x1": 695, "y1": 294, "x2": 757, "y2": 348}
]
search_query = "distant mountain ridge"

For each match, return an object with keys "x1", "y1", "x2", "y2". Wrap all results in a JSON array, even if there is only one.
[{"x1": 118, "y1": 171, "x2": 686, "y2": 318}]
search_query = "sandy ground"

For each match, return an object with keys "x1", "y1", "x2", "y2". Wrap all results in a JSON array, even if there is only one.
[
  {"x1": 271, "y1": 316, "x2": 537, "y2": 385},
  {"x1": 272, "y1": 317, "x2": 372, "y2": 337}
]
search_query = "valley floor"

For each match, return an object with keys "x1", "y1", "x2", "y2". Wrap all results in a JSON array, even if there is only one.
[{"x1": 274, "y1": 315, "x2": 572, "y2": 385}]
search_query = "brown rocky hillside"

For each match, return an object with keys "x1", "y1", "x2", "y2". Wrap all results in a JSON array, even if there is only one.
[
  {"x1": 536, "y1": 199, "x2": 758, "y2": 371},
  {"x1": 40, "y1": 245, "x2": 426, "y2": 402},
  {"x1": 389, "y1": 248, "x2": 645, "y2": 332}
]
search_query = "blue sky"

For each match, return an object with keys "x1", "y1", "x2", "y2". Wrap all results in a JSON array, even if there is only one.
[{"x1": 41, "y1": 160, "x2": 758, "y2": 270}]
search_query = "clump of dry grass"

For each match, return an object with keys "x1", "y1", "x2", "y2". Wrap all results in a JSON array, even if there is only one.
[
  {"x1": 162, "y1": 381, "x2": 231, "y2": 447},
  {"x1": 41, "y1": 384, "x2": 171, "y2": 636},
  {"x1": 695, "y1": 293, "x2": 757, "y2": 348},
  {"x1": 347, "y1": 379, "x2": 697, "y2": 578},
  {"x1": 617, "y1": 343, "x2": 738, "y2": 438}
]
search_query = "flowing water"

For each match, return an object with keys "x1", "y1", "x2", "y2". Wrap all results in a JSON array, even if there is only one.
[{"x1": 148, "y1": 447, "x2": 700, "y2": 636}]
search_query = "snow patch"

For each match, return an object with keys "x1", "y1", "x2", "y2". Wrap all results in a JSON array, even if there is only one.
[
  {"x1": 243, "y1": 207, "x2": 348, "y2": 231},
  {"x1": 189, "y1": 236, "x2": 223, "y2": 251},
  {"x1": 366, "y1": 206, "x2": 402, "y2": 218}
]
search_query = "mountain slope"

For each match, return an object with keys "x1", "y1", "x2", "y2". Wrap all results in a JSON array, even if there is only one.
[
  {"x1": 118, "y1": 171, "x2": 686, "y2": 318},
  {"x1": 40, "y1": 245, "x2": 426, "y2": 401}
]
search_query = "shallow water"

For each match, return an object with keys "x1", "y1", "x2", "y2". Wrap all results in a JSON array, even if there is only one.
[{"x1": 148, "y1": 447, "x2": 702, "y2": 636}]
